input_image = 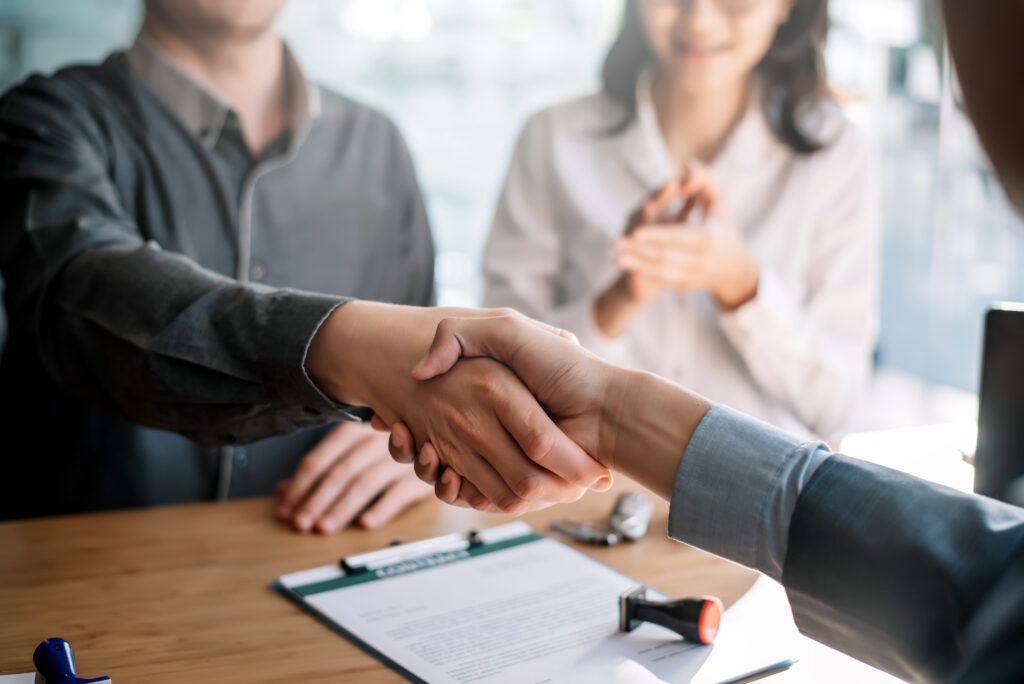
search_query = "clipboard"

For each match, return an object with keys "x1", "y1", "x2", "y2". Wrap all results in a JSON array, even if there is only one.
[{"x1": 273, "y1": 522, "x2": 795, "y2": 683}]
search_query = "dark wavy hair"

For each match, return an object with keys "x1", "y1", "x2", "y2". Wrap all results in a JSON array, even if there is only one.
[{"x1": 602, "y1": 0, "x2": 831, "y2": 154}]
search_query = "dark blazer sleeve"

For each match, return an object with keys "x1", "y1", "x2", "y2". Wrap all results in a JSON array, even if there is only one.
[
  {"x1": 0, "y1": 75, "x2": 353, "y2": 446},
  {"x1": 782, "y1": 454, "x2": 1024, "y2": 682}
]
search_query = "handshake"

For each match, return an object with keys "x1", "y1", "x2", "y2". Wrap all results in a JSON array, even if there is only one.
[{"x1": 306, "y1": 302, "x2": 714, "y2": 513}]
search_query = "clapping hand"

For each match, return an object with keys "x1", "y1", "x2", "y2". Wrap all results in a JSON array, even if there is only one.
[{"x1": 615, "y1": 163, "x2": 759, "y2": 311}]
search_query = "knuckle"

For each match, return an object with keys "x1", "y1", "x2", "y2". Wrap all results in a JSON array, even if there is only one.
[
  {"x1": 449, "y1": 408, "x2": 482, "y2": 440},
  {"x1": 298, "y1": 456, "x2": 326, "y2": 477},
  {"x1": 526, "y1": 428, "x2": 555, "y2": 464},
  {"x1": 469, "y1": 492, "x2": 493, "y2": 511},
  {"x1": 512, "y1": 473, "x2": 547, "y2": 501},
  {"x1": 497, "y1": 493, "x2": 531, "y2": 516},
  {"x1": 353, "y1": 472, "x2": 380, "y2": 493},
  {"x1": 436, "y1": 317, "x2": 456, "y2": 337}
]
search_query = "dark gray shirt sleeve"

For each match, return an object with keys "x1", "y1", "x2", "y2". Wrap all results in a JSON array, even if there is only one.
[{"x1": 0, "y1": 76, "x2": 355, "y2": 446}]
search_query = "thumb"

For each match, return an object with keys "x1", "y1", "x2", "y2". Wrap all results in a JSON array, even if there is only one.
[
  {"x1": 412, "y1": 314, "x2": 577, "y2": 381},
  {"x1": 411, "y1": 320, "x2": 468, "y2": 380}
]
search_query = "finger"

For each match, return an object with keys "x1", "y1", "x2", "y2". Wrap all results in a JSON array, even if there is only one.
[
  {"x1": 455, "y1": 477, "x2": 502, "y2": 512},
  {"x1": 411, "y1": 314, "x2": 578, "y2": 382},
  {"x1": 358, "y1": 475, "x2": 431, "y2": 529},
  {"x1": 617, "y1": 251, "x2": 699, "y2": 289},
  {"x1": 413, "y1": 442, "x2": 442, "y2": 484},
  {"x1": 387, "y1": 422, "x2": 417, "y2": 464},
  {"x1": 642, "y1": 180, "x2": 685, "y2": 221},
  {"x1": 450, "y1": 441, "x2": 535, "y2": 514},
  {"x1": 370, "y1": 414, "x2": 389, "y2": 432},
  {"x1": 277, "y1": 423, "x2": 366, "y2": 518},
  {"x1": 677, "y1": 164, "x2": 721, "y2": 208},
  {"x1": 617, "y1": 241, "x2": 701, "y2": 271},
  {"x1": 675, "y1": 196, "x2": 700, "y2": 224},
  {"x1": 434, "y1": 466, "x2": 464, "y2": 505},
  {"x1": 492, "y1": 393, "x2": 603, "y2": 497},
  {"x1": 434, "y1": 417, "x2": 542, "y2": 514},
  {"x1": 290, "y1": 438, "x2": 381, "y2": 531},
  {"x1": 616, "y1": 244, "x2": 699, "y2": 275},
  {"x1": 315, "y1": 460, "x2": 402, "y2": 533},
  {"x1": 625, "y1": 227, "x2": 708, "y2": 250}
]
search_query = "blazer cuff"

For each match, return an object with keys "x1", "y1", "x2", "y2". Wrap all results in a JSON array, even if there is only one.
[{"x1": 667, "y1": 405, "x2": 831, "y2": 581}]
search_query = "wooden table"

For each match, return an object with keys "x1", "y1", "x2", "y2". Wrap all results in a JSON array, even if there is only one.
[{"x1": 0, "y1": 479, "x2": 756, "y2": 682}]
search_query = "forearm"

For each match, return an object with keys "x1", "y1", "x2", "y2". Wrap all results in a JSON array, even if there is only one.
[
  {"x1": 48, "y1": 244, "x2": 351, "y2": 444},
  {"x1": 599, "y1": 365, "x2": 712, "y2": 498},
  {"x1": 306, "y1": 300, "x2": 441, "y2": 410}
]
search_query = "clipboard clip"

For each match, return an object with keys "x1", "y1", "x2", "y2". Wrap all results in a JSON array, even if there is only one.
[{"x1": 341, "y1": 529, "x2": 485, "y2": 575}]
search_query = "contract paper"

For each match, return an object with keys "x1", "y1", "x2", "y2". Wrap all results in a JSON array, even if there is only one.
[{"x1": 277, "y1": 522, "x2": 793, "y2": 683}]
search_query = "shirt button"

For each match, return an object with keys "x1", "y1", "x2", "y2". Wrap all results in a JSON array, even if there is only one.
[{"x1": 250, "y1": 263, "x2": 266, "y2": 281}]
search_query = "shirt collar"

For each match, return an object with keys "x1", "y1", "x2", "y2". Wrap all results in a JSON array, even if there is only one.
[
  {"x1": 619, "y1": 69, "x2": 777, "y2": 190},
  {"x1": 126, "y1": 34, "x2": 321, "y2": 151}
]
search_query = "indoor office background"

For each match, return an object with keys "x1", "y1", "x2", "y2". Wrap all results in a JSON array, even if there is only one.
[{"x1": 2, "y1": 0, "x2": 1022, "y2": 430}]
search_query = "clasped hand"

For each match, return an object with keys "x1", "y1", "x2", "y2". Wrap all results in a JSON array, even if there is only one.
[
  {"x1": 372, "y1": 312, "x2": 630, "y2": 512},
  {"x1": 614, "y1": 163, "x2": 759, "y2": 311},
  {"x1": 304, "y1": 303, "x2": 613, "y2": 522}
]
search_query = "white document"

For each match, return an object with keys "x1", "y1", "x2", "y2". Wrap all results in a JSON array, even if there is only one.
[{"x1": 276, "y1": 522, "x2": 793, "y2": 683}]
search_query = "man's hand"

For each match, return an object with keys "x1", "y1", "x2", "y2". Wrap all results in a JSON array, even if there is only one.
[
  {"x1": 304, "y1": 302, "x2": 611, "y2": 514},
  {"x1": 381, "y1": 312, "x2": 714, "y2": 508},
  {"x1": 275, "y1": 422, "x2": 431, "y2": 533}
]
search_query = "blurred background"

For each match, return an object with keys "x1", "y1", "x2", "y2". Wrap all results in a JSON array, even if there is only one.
[{"x1": 2, "y1": 0, "x2": 1022, "y2": 431}]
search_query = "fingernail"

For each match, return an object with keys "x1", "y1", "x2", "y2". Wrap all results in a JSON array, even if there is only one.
[
  {"x1": 319, "y1": 519, "x2": 337, "y2": 534},
  {"x1": 361, "y1": 514, "x2": 378, "y2": 529},
  {"x1": 590, "y1": 476, "x2": 613, "y2": 491},
  {"x1": 391, "y1": 429, "x2": 405, "y2": 452},
  {"x1": 296, "y1": 514, "x2": 312, "y2": 531}
]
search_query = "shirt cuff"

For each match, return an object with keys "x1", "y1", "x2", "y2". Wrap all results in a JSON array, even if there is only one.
[
  {"x1": 667, "y1": 405, "x2": 831, "y2": 581},
  {"x1": 717, "y1": 266, "x2": 800, "y2": 347},
  {"x1": 261, "y1": 292, "x2": 365, "y2": 425}
]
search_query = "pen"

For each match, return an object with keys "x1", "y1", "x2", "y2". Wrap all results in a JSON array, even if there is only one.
[{"x1": 717, "y1": 657, "x2": 797, "y2": 684}]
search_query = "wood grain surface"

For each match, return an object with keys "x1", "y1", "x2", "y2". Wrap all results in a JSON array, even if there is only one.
[{"x1": 0, "y1": 477, "x2": 756, "y2": 682}]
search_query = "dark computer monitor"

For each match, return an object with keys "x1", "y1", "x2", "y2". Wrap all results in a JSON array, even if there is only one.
[{"x1": 974, "y1": 304, "x2": 1024, "y2": 504}]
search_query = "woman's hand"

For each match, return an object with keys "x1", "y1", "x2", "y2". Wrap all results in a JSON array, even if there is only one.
[{"x1": 614, "y1": 164, "x2": 760, "y2": 311}]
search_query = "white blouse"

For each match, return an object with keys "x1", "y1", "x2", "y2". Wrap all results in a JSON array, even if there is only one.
[{"x1": 482, "y1": 82, "x2": 880, "y2": 439}]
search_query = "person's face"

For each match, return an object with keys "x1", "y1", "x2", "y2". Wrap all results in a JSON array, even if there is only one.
[
  {"x1": 145, "y1": 0, "x2": 289, "y2": 41},
  {"x1": 638, "y1": 0, "x2": 795, "y2": 94}
]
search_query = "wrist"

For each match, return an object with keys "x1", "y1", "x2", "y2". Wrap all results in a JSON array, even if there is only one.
[
  {"x1": 306, "y1": 301, "x2": 432, "y2": 409},
  {"x1": 599, "y1": 367, "x2": 714, "y2": 500},
  {"x1": 306, "y1": 301, "x2": 373, "y2": 406},
  {"x1": 716, "y1": 259, "x2": 760, "y2": 311},
  {"x1": 594, "y1": 276, "x2": 651, "y2": 338}
]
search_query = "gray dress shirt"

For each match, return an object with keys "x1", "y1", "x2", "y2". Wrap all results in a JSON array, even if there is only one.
[{"x1": 0, "y1": 38, "x2": 434, "y2": 519}]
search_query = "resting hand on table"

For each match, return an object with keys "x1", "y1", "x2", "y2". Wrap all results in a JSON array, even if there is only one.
[
  {"x1": 275, "y1": 422, "x2": 431, "y2": 533},
  {"x1": 305, "y1": 302, "x2": 611, "y2": 516}
]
